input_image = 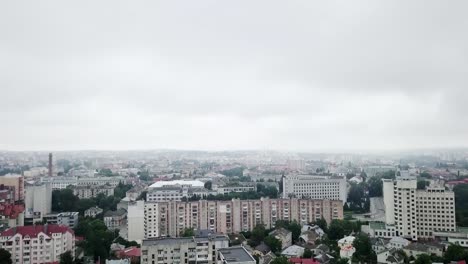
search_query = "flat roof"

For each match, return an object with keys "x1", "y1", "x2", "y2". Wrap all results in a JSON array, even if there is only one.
[
  {"x1": 218, "y1": 246, "x2": 255, "y2": 263},
  {"x1": 149, "y1": 180, "x2": 204, "y2": 188}
]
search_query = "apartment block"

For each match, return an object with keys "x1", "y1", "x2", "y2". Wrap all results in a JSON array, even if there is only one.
[
  {"x1": 382, "y1": 171, "x2": 456, "y2": 241},
  {"x1": 140, "y1": 233, "x2": 229, "y2": 264},
  {"x1": 71, "y1": 185, "x2": 114, "y2": 199},
  {"x1": 282, "y1": 175, "x2": 347, "y2": 204},
  {"x1": 144, "y1": 198, "x2": 343, "y2": 238},
  {"x1": 0, "y1": 224, "x2": 75, "y2": 264}
]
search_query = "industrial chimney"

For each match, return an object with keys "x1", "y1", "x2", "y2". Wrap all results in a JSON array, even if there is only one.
[{"x1": 48, "y1": 153, "x2": 53, "y2": 177}]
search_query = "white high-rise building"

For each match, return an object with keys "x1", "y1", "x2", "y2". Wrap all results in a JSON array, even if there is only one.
[
  {"x1": 282, "y1": 174, "x2": 347, "y2": 204},
  {"x1": 382, "y1": 171, "x2": 456, "y2": 241},
  {"x1": 127, "y1": 200, "x2": 145, "y2": 242},
  {"x1": 25, "y1": 183, "x2": 52, "y2": 222}
]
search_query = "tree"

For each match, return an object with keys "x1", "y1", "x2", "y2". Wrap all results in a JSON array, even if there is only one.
[
  {"x1": 181, "y1": 227, "x2": 195, "y2": 237},
  {"x1": 336, "y1": 258, "x2": 349, "y2": 264},
  {"x1": 264, "y1": 235, "x2": 282, "y2": 253},
  {"x1": 303, "y1": 248, "x2": 313, "y2": 258},
  {"x1": 328, "y1": 220, "x2": 345, "y2": 240},
  {"x1": 444, "y1": 244, "x2": 467, "y2": 263},
  {"x1": 204, "y1": 181, "x2": 212, "y2": 190},
  {"x1": 0, "y1": 249, "x2": 12, "y2": 264},
  {"x1": 417, "y1": 180, "x2": 429, "y2": 190},
  {"x1": 288, "y1": 220, "x2": 302, "y2": 242},
  {"x1": 420, "y1": 172, "x2": 432, "y2": 178},
  {"x1": 60, "y1": 251, "x2": 74, "y2": 264},
  {"x1": 271, "y1": 256, "x2": 289, "y2": 264},
  {"x1": 414, "y1": 254, "x2": 432, "y2": 264},
  {"x1": 352, "y1": 234, "x2": 376, "y2": 264},
  {"x1": 251, "y1": 224, "x2": 266, "y2": 246},
  {"x1": 454, "y1": 185, "x2": 468, "y2": 226},
  {"x1": 313, "y1": 218, "x2": 328, "y2": 233},
  {"x1": 367, "y1": 176, "x2": 383, "y2": 197}
]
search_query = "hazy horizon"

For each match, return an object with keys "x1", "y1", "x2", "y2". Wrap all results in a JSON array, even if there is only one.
[{"x1": 2, "y1": 1, "x2": 468, "y2": 151}]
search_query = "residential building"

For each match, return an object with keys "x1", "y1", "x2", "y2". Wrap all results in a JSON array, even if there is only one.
[
  {"x1": 126, "y1": 186, "x2": 144, "y2": 201},
  {"x1": 57, "y1": 212, "x2": 79, "y2": 228},
  {"x1": 388, "y1": 237, "x2": 410, "y2": 249},
  {"x1": 269, "y1": 228, "x2": 292, "y2": 250},
  {"x1": 0, "y1": 224, "x2": 75, "y2": 264},
  {"x1": 382, "y1": 171, "x2": 456, "y2": 241},
  {"x1": 215, "y1": 184, "x2": 256, "y2": 195},
  {"x1": 0, "y1": 174, "x2": 24, "y2": 201},
  {"x1": 0, "y1": 184, "x2": 25, "y2": 228},
  {"x1": 433, "y1": 227, "x2": 468, "y2": 248},
  {"x1": 71, "y1": 184, "x2": 114, "y2": 199},
  {"x1": 403, "y1": 242, "x2": 444, "y2": 258},
  {"x1": 281, "y1": 245, "x2": 305, "y2": 258},
  {"x1": 84, "y1": 206, "x2": 103, "y2": 218},
  {"x1": 24, "y1": 182, "x2": 52, "y2": 223},
  {"x1": 376, "y1": 248, "x2": 405, "y2": 264},
  {"x1": 104, "y1": 209, "x2": 127, "y2": 230},
  {"x1": 218, "y1": 246, "x2": 256, "y2": 264},
  {"x1": 140, "y1": 233, "x2": 229, "y2": 264},
  {"x1": 338, "y1": 236, "x2": 355, "y2": 263},
  {"x1": 287, "y1": 159, "x2": 306, "y2": 172},
  {"x1": 127, "y1": 201, "x2": 145, "y2": 242},
  {"x1": 282, "y1": 175, "x2": 347, "y2": 204},
  {"x1": 41, "y1": 176, "x2": 124, "y2": 190},
  {"x1": 147, "y1": 180, "x2": 214, "y2": 201},
  {"x1": 143, "y1": 198, "x2": 343, "y2": 238}
]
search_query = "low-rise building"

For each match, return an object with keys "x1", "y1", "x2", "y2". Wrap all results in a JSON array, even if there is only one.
[
  {"x1": 338, "y1": 236, "x2": 355, "y2": 262},
  {"x1": 104, "y1": 209, "x2": 127, "y2": 230},
  {"x1": 84, "y1": 206, "x2": 103, "y2": 218},
  {"x1": 140, "y1": 233, "x2": 229, "y2": 264},
  {"x1": 72, "y1": 185, "x2": 114, "y2": 199},
  {"x1": 0, "y1": 224, "x2": 75, "y2": 264},
  {"x1": 57, "y1": 212, "x2": 79, "y2": 228},
  {"x1": 269, "y1": 228, "x2": 292, "y2": 250},
  {"x1": 218, "y1": 246, "x2": 256, "y2": 264},
  {"x1": 281, "y1": 245, "x2": 305, "y2": 258}
]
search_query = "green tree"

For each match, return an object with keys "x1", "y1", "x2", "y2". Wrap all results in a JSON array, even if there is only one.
[
  {"x1": 367, "y1": 176, "x2": 383, "y2": 197},
  {"x1": 204, "y1": 181, "x2": 212, "y2": 190},
  {"x1": 417, "y1": 180, "x2": 429, "y2": 190},
  {"x1": 288, "y1": 220, "x2": 302, "y2": 242},
  {"x1": 0, "y1": 248, "x2": 12, "y2": 264},
  {"x1": 303, "y1": 248, "x2": 313, "y2": 258},
  {"x1": 420, "y1": 172, "x2": 432, "y2": 178},
  {"x1": 60, "y1": 251, "x2": 74, "y2": 264},
  {"x1": 313, "y1": 218, "x2": 328, "y2": 233},
  {"x1": 271, "y1": 256, "x2": 289, "y2": 264},
  {"x1": 328, "y1": 220, "x2": 345, "y2": 240},
  {"x1": 352, "y1": 233, "x2": 376, "y2": 264},
  {"x1": 444, "y1": 244, "x2": 467, "y2": 263},
  {"x1": 264, "y1": 235, "x2": 282, "y2": 253},
  {"x1": 336, "y1": 258, "x2": 349, "y2": 264},
  {"x1": 251, "y1": 224, "x2": 266, "y2": 246},
  {"x1": 454, "y1": 185, "x2": 468, "y2": 227},
  {"x1": 181, "y1": 227, "x2": 195, "y2": 237},
  {"x1": 415, "y1": 254, "x2": 432, "y2": 264}
]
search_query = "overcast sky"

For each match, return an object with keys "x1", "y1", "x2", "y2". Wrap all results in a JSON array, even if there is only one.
[{"x1": 1, "y1": 1, "x2": 468, "y2": 152}]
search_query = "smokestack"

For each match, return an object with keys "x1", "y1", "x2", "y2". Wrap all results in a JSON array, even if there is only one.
[{"x1": 48, "y1": 153, "x2": 53, "y2": 177}]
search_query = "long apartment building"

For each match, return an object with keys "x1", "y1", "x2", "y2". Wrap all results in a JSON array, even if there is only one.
[
  {"x1": 71, "y1": 184, "x2": 114, "y2": 199},
  {"x1": 382, "y1": 171, "x2": 456, "y2": 241},
  {"x1": 144, "y1": 198, "x2": 343, "y2": 238},
  {"x1": 41, "y1": 176, "x2": 125, "y2": 190},
  {"x1": 141, "y1": 234, "x2": 229, "y2": 264},
  {"x1": 282, "y1": 174, "x2": 347, "y2": 203}
]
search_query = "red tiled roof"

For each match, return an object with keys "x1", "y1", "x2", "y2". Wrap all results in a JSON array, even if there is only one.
[
  {"x1": 117, "y1": 246, "x2": 141, "y2": 258},
  {"x1": 289, "y1": 258, "x2": 320, "y2": 264},
  {"x1": 0, "y1": 225, "x2": 74, "y2": 238}
]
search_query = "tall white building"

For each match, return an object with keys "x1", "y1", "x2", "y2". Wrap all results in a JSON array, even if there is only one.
[
  {"x1": 382, "y1": 171, "x2": 456, "y2": 241},
  {"x1": 0, "y1": 225, "x2": 75, "y2": 264},
  {"x1": 282, "y1": 174, "x2": 347, "y2": 204},
  {"x1": 25, "y1": 183, "x2": 52, "y2": 222},
  {"x1": 127, "y1": 200, "x2": 145, "y2": 243}
]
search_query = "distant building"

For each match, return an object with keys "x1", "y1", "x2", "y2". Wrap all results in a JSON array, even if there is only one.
[
  {"x1": 140, "y1": 233, "x2": 229, "y2": 264},
  {"x1": 41, "y1": 176, "x2": 124, "y2": 190},
  {"x1": 0, "y1": 224, "x2": 75, "y2": 264},
  {"x1": 84, "y1": 206, "x2": 103, "y2": 218},
  {"x1": 218, "y1": 246, "x2": 256, "y2": 264},
  {"x1": 287, "y1": 159, "x2": 306, "y2": 172},
  {"x1": 104, "y1": 209, "x2": 127, "y2": 230},
  {"x1": 71, "y1": 184, "x2": 114, "y2": 199},
  {"x1": 0, "y1": 174, "x2": 24, "y2": 201},
  {"x1": 147, "y1": 180, "x2": 214, "y2": 202},
  {"x1": 57, "y1": 212, "x2": 79, "y2": 228},
  {"x1": 24, "y1": 182, "x2": 52, "y2": 223},
  {"x1": 282, "y1": 174, "x2": 347, "y2": 204}
]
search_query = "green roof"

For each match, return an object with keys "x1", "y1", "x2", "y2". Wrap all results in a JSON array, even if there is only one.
[{"x1": 369, "y1": 222, "x2": 387, "y2": 230}]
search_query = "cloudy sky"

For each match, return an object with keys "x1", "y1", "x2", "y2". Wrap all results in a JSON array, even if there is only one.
[{"x1": 1, "y1": 1, "x2": 467, "y2": 152}]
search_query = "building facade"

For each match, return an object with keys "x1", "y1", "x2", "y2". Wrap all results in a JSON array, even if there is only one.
[
  {"x1": 144, "y1": 198, "x2": 343, "y2": 238},
  {"x1": 41, "y1": 176, "x2": 124, "y2": 190},
  {"x1": 104, "y1": 209, "x2": 127, "y2": 230},
  {"x1": 84, "y1": 206, "x2": 103, "y2": 218},
  {"x1": 71, "y1": 185, "x2": 114, "y2": 199},
  {"x1": 140, "y1": 234, "x2": 229, "y2": 264},
  {"x1": 57, "y1": 212, "x2": 79, "y2": 228},
  {"x1": 282, "y1": 175, "x2": 347, "y2": 203},
  {"x1": 127, "y1": 201, "x2": 145, "y2": 242},
  {"x1": 24, "y1": 183, "x2": 52, "y2": 223},
  {"x1": 382, "y1": 172, "x2": 456, "y2": 241},
  {"x1": 0, "y1": 225, "x2": 75, "y2": 264}
]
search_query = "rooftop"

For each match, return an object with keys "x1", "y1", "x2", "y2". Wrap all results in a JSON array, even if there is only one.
[
  {"x1": 149, "y1": 180, "x2": 204, "y2": 188},
  {"x1": 0, "y1": 224, "x2": 73, "y2": 238},
  {"x1": 218, "y1": 246, "x2": 255, "y2": 263}
]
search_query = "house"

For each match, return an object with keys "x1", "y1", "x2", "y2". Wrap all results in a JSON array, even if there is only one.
[
  {"x1": 104, "y1": 209, "x2": 127, "y2": 230},
  {"x1": 403, "y1": 242, "x2": 444, "y2": 258},
  {"x1": 300, "y1": 225, "x2": 325, "y2": 246},
  {"x1": 281, "y1": 245, "x2": 305, "y2": 258},
  {"x1": 255, "y1": 242, "x2": 271, "y2": 255},
  {"x1": 270, "y1": 227, "x2": 292, "y2": 249},
  {"x1": 338, "y1": 236, "x2": 356, "y2": 263},
  {"x1": 85, "y1": 206, "x2": 103, "y2": 218},
  {"x1": 370, "y1": 237, "x2": 389, "y2": 252},
  {"x1": 312, "y1": 244, "x2": 330, "y2": 256},
  {"x1": 314, "y1": 253, "x2": 334, "y2": 264},
  {"x1": 259, "y1": 252, "x2": 277, "y2": 264},
  {"x1": 377, "y1": 248, "x2": 405, "y2": 264},
  {"x1": 388, "y1": 237, "x2": 410, "y2": 249},
  {"x1": 115, "y1": 246, "x2": 141, "y2": 263}
]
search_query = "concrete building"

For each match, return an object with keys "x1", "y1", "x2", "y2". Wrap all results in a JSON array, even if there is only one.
[
  {"x1": 147, "y1": 180, "x2": 214, "y2": 202},
  {"x1": 287, "y1": 159, "x2": 306, "y2": 172},
  {"x1": 0, "y1": 224, "x2": 75, "y2": 264},
  {"x1": 217, "y1": 246, "x2": 256, "y2": 264},
  {"x1": 104, "y1": 209, "x2": 127, "y2": 230},
  {"x1": 382, "y1": 171, "x2": 456, "y2": 241},
  {"x1": 282, "y1": 174, "x2": 347, "y2": 203},
  {"x1": 71, "y1": 184, "x2": 114, "y2": 199},
  {"x1": 144, "y1": 198, "x2": 343, "y2": 238},
  {"x1": 24, "y1": 182, "x2": 52, "y2": 223},
  {"x1": 215, "y1": 185, "x2": 256, "y2": 195},
  {"x1": 41, "y1": 176, "x2": 124, "y2": 190},
  {"x1": 127, "y1": 200, "x2": 145, "y2": 242},
  {"x1": 0, "y1": 174, "x2": 24, "y2": 201},
  {"x1": 140, "y1": 233, "x2": 229, "y2": 264},
  {"x1": 84, "y1": 206, "x2": 103, "y2": 218},
  {"x1": 57, "y1": 212, "x2": 79, "y2": 228}
]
